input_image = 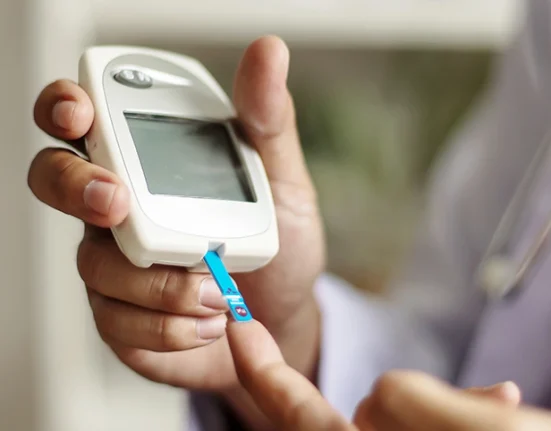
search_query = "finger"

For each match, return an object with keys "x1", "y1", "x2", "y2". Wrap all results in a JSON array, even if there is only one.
[
  {"x1": 88, "y1": 290, "x2": 228, "y2": 352},
  {"x1": 465, "y1": 382, "x2": 521, "y2": 406},
  {"x1": 28, "y1": 148, "x2": 130, "y2": 227},
  {"x1": 353, "y1": 396, "x2": 402, "y2": 431},
  {"x1": 226, "y1": 320, "x2": 354, "y2": 431},
  {"x1": 355, "y1": 371, "x2": 520, "y2": 431},
  {"x1": 33, "y1": 79, "x2": 94, "y2": 143},
  {"x1": 233, "y1": 36, "x2": 315, "y2": 195},
  {"x1": 83, "y1": 223, "x2": 114, "y2": 240},
  {"x1": 78, "y1": 238, "x2": 228, "y2": 315}
]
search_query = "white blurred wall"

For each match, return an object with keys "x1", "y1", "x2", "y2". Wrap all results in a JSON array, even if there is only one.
[
  {"x1": 92, "y1": 0, "x2": 524, "y2": 49},
  {"x1": 1, "y1": 0, "x2": 184, "y2": 430},
  {"x1": 0, "y1": 0, "x2": 36, "y2": 429}
]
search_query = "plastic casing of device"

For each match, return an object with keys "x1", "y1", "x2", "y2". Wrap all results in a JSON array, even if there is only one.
[{"x1": 78, "y1": 46, "x2": 279, "y2": 273}]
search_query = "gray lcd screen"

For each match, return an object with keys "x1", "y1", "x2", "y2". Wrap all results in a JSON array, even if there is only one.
[{"x1": 124, "y1": 113, "x2": 255, "y2": 202}]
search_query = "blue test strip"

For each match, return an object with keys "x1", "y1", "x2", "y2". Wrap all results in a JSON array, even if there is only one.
[{"x1": 203, "y1": 250, "x2": 252, "y2": 322}]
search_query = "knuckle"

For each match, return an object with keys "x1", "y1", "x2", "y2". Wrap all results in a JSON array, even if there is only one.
[
  {"x1": 77, "y1": 239, "x2": 104, "y2": 288},
  {"x1": 90, "y1": 297, "x2": 115, "y2": 338},
  {"x1": 27, "y1": 148, "x2": 54, "y2": 192},
  {"x1": 27, "y1": 153, "x2": 41, "y2": 191},
  {"x1": 94, "y1": 316, "x2": 113, "y2": 343},
  {"x1": 373, "y1": 371, "x2": 403, "y2": 392},
  {"x1": 95, "y1": 315, "x2": 115, "y2": 339},
  {"x1": 52, "y1": 153, "x2": 79, "y2": 208},
  {"x1": 245, "y1": 359, "x2": 281, "y2": 390},
  {"x1": 285, "y1": 396, "x2": 314, "y2": 428},
  {"x1": 95, "y1": 326, "x2": 111, "y2": 345},
  {"x1": 354, "y1": 395, "x2": 371, "y2": 415},
  {"x1": 48, "y1": 79, "x2": 78, "y2": 100},
  {"x1": 371, "y1": 371, "x2": 409, "y2": 410},
  {"x1": 154, "y1": 314, "x2": 184, "y2": 350},
  {"x1": 148, "y1": 269, "x2": 186, "y2": 312},
  {"x1": 50, "y1": 78, "x2": 68, "y2": 91},
  {"x1": 285, "y1": 397, "x2": 316, "y2": 428}
]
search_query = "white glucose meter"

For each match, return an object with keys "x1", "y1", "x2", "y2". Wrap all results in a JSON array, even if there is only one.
[{"x1": 78, "y1": 46, "x2": 279, "y2": 273}]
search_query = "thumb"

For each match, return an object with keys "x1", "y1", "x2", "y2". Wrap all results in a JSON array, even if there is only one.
[
  {"x1": 355, "y1": 371, "x2": 521, "y2": 431},
  {"x1": 233, "y1": 36, "x2": 313, "y2": 193}
]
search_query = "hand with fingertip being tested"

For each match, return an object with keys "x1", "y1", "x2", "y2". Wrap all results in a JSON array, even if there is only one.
[
  {"x1": 224, "y1": 318, "x2": 551, "y2": 431},
  {"x1": 28, "y1": 36, "x2": 324, "y2": 430}
]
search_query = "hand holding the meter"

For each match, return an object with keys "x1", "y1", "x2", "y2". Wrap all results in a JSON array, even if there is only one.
[
  {"x1": 29, "y1": 34, "x2": 324, "y2": 418},
  {"x1": 225, "y1": 320, "x2": 540, "y2": 431}
]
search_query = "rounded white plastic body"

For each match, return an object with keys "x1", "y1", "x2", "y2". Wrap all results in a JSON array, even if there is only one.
[{"x1": 78, "y1": 46, "x2": 279, "y2": 272}]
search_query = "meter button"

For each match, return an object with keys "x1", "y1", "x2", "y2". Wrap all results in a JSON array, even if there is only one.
[
  {"x1": 135, "y1": 71, "x2": 147, "y2": 82},
  {"x1": 121, "y1": 70, "x2": 135, "y2": 80},
  {"x1": 113, "y1": 69, "x2": 153, "y2": 88}
]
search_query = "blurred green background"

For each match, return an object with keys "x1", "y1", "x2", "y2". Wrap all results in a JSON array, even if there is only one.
[{"x1": 140, "y1": 42, "x2": 494, "y2": 293}]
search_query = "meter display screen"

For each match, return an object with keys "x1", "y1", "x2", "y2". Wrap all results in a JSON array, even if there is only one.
[{"x1": 124, "y1": 113, "x2": 255, "y2": 202}]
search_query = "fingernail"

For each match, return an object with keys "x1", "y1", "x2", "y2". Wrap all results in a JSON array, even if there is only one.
[
  {"x1": 485, "y1": 381, "x2": 514, "y2": 391},
  {"x1": 491, "y1": 381, "x2": 520, "y2": 395},
  {"x1": 52, "y1": 100, "x2": 77, "y2": 129},
  {"x1": 501, "y1": 381, "x2": 518, "y2": 390},
  {"x1": 500, "y1": 381, "x2": 521, "y2": 401},
  {"x1": 199, "y1": 278, "x2": 229, "y2": 310},
  {"x1": 196, "y1": 315, "x2": 227, "y2": 340},
  {"x1": 84, "y1": 180, "x2": 118, "y2": 215}
]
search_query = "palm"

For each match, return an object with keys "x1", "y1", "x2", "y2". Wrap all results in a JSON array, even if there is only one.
[
  {"x1": 113, "y1": 180, "x2": 324, "y2": 391},
  {"x1": 103, "y1": 37, "x2": 326, "y2": 392},
  {"x1": 235, "y1": 180, "x2": 324, "y2": 328},
  {"x1": 113, "y1": 336, "x2": 236, "y2": 391}
]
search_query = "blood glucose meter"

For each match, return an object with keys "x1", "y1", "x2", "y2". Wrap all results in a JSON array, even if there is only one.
[{"x1": 78, "y1": 46, "x2": 279, "y2": 274}]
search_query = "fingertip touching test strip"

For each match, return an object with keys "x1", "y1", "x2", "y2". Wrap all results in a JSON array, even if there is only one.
[{"x1": 203, "y1": 251, "x2": 253, "y2": 322}]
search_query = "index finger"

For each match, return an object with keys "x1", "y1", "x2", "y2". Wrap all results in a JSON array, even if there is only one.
[{"x1": 226, "y1": 320, "x2": 354, "y2": 431}]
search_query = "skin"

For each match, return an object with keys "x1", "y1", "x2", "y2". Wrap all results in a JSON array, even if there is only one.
[{"x1": 29, "y1": 36, "x2": 323, "y2": 429}]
